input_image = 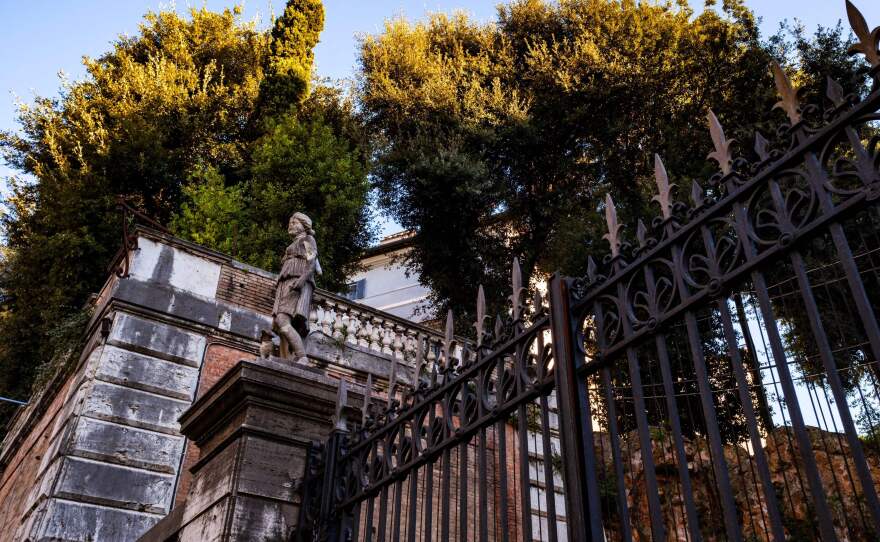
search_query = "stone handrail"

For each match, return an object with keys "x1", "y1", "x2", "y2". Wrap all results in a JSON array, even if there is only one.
[{"x1": 309, "y1": 290, "x2": 466, "y2": 374}]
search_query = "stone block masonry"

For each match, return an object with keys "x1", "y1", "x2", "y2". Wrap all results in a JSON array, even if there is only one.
[
  {"x1": 0, "y1": 231, "x2": 236, "y2": 541},
  {"x1": 5, "y1": 313, "x2": 207, "y2": 541},
  {"x1": 0, "y1": 228, "x2": 437, "y2": 541},
  {"x1": 139, "y1": 357, "x2": 363, "y2": 542}
]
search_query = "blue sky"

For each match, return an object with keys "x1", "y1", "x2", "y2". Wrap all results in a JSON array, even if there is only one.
[{"x1": 1, "y1": 0, "x2": 878, "y2": 235}]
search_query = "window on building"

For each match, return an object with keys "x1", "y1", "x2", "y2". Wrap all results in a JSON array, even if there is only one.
[{"x1": 344, "y1": 279, "x2": 366, "y2": 300}]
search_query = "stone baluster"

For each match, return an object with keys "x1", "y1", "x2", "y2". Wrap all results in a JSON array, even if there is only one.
[
  {"x1": 345, "y1": 309, "x2": 359, "y2": 345},
  {"x1": 381, "y1": 322, "x2": 394, "y2": 356},
  {"x1": 369, "y1": 317, "x2": 382, "y2": 353},
  {"x1": 332, "y1": 306, "x2": 345, "y2": 342},
  {"x1": 321, "y1": 301, "x2": 334, "y2": 336},
  {"x1": 308, "y1": 304, "x2": 320, "y2": 334},
  {"x1": 392, "y1": 324, "x2": 404, "y2": 360},
  {"x1": 404, "y1": 329, "x2": 416, "y2": 362},
  {"x1": 357, "y1": 314, "x2": 370, "y2": 349},
  {"x1": 404, "y1": 329, "x2": 418, "y2": 388},
  {"x1": 426, "y1": 337, "x2": 437, "y2": 375}
]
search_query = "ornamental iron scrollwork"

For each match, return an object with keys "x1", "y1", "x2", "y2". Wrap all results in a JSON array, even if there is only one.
[{"x1": 295, "y1": 3, "x2": 880, "y2": 540}]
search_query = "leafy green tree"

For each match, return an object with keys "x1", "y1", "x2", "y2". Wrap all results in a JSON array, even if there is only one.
[
  {"x1": 174, "y1": 87, "x2": 373, "y2": 291},
  {"x1": 0, "y1": 8, "x2": 267, "y2": 426},
  {"x1": 359, "y1": 0, "x2": 784, "y2": 319},
  {"x1": 358, "y1": 0, "x2": 868, "y2": 322},
  {"x1": 358, "y1": 0, "x2": 874, "y2": 446},
  {"x1": 171, "y1": 165, "x2": 247, "y2": 256},
  {"x1": 0, "y1": 2, "x2": 372, "y2": 432},
  {"x1": 259, "y1": 0, "x2": 325, "y2": 118}
]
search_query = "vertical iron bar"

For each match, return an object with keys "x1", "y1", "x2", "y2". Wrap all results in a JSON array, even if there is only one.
[
  {"x1": 352, "y1": 502, "x2": 362, "y2": 542},
  {"x1": 364, "y1": 496, "x2": 374, "y2": 542},
  {"x1": 621, "y1": 344, "x2": 666, "y2": 541},
  {"x1": 788, "y1": 248, "x2": 880, "y2": 529},
  {"x1": 406, "y1": 467, "x2": 419, "y2": 542},
  {"x1": 548, "y1": 274, "x2": 604, "y2": 542},
  {"x1": 440, "y1": 447, "x2": 451, "y2": 542},
  {"x1": 441, "y1": 386, "x2": 452, "y2": 541},
  {"x1": 459, "y1": 440, "x2": 469, "y2": 542},
  {"x1": 517, "y1": 400, "x2": 534, "y2": 542},
  {"x1": 601, "y1": 367, "x2": 633, "y2": 542},
  {"x1": 731, "y1": 200, "x2": 839, "y2": 541},
  {"x1": 517, "y1": 344, "x2": 535, "y2": 542},
  {"x1": 423, "y1": 461, "x2": 434, "y2": 542},
  {"x1": 479, "y1": 427, "x2": 489, "y2": 542},
  {"x1": 734, "y1": 293, "x2": 774, "y2": 431},
  {"x1": 423, "y1": 401, "x2": 436, "y2": 542},
  {"x1": 392, "y1": 478, "x2": 403, "y2": 542},
  {"x1": 592, "y1": 302, "x2": 634, "y2": 542},
  {"x1": 535, "y1": 312, "x2": 559, "y2": 542},
  {"x1": 539, "y1": 392, "x2": 559, "y2": 542},
  {"x1": 377, "y1": 485, "x2": 389, "y2": 541},
  {"x1": 717, "y1": 297, "x2": 787, "y2": 541},
  {"x1": 642, "y1": 260, "x2": 704, "y2": 541},
  {"x1": 497, "y1": 351, "x2": 511, "y2": 542}
]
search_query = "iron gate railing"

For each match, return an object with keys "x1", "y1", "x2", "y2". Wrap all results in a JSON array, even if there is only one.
[{"x1": 296, "y1": 2, "x2": 880, "y2": 540}]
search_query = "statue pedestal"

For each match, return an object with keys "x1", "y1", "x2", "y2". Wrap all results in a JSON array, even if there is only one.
[{"x1": 139, "y1": 356, "x2": 357, "y2": 542}]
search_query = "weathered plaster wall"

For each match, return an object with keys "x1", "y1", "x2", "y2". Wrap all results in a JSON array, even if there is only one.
[
  {"x1": 7, "y1": 313, "x2": 206, "y2": 541},
  {"x1": 0, "y1": 231, "x2": 266, "y2": 541},
  {"x1": 0, "y1": 229, "x2": 424, "y2": 541}
]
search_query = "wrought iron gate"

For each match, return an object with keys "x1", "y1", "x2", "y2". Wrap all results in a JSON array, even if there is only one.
[{"x1": 296, "y1": 3, "x2": 880, "y2": 540}]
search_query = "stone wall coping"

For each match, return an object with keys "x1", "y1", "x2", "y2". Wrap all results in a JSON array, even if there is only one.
[
  {"x1": 179, "y1": 356, "x2": 362, "y2": 448},
  {"x1": 132, "y1": 226, "x2": 450, "y2": 341}
]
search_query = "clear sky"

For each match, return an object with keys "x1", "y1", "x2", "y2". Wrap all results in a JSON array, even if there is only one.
[{"x1": 1, "y1": 0, "x2": 878, "y2": 235}]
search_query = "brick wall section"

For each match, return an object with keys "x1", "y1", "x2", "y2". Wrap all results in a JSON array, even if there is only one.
[
  {"x1": 197, "y1": 344, "x2": 253, "y2": 400},
  {"x1": 215, "y1": 265, "x2": 274, "y2": 314},
  {"x1": 174, "y1": 343, "x2": 253, "y2": 509},
  {"x1": 349, "y1": 419, "x2": 525, "y2": 541},
  {"x1": 0, "y1": 373, "x2": 76, "y2": 538}
]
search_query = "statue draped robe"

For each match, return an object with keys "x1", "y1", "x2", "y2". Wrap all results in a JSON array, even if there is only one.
[{"x1": 273, "y1": 233, "x2": 317, "y2": 338}]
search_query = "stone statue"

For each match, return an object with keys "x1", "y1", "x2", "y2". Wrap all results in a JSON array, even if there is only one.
[{"x1": 272, "y1": 212, "x2": 320, "y2": 363}]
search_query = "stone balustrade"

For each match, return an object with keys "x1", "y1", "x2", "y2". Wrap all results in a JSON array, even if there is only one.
[{"x1": 308, "y1": 291, "x2": 464, "y2": 378}]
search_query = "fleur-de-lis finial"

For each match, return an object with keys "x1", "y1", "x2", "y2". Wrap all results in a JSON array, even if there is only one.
[
  {"x1": 652, "y1": 154, "x2": 674, "y2": 220},
  {"x1": 474, "y1": 285, "x2": 487, "y2": 348},
  {"x1": 510, "y1": 258, "x2": 524, "y2": 322},
  {"x1": 361, "y1": 373, "x2": 373, "y2": 423},
  {"x1": 826, "y1": 76, "x2": 846, "y2": 106},
  {"x1": 754, "y1": 132, "x2": 771, "y2": 161},
  {"x1": 691, "y1": 180, "x2": 705, "y2": 208},
  {"x1": 707, "y1": 110, "x2": 734, "y2": 176},
  {"x1": 587, "y1": 256, "x2": 598, "y2": 283},
  {"x1": 494, "y1": 314, "x2": 504, "y2": 343},
  {"x1": 333, "y1": 377, "x2": 349, "y2": 430},
  {"x1": 603, "y1": 194, "x2": 622, "y2": 258},
  {"x1": 846, "y1": 0, "x2": 880, "y2": 69},
  {"x1": 636, "y1": 219, "x2": 648, "y2": 248},
  {"x1": 443, "y1": 309, "x2": 455, "y2": 369},
  {"x1": 771, "y1": 60, "x2": 801, "y2": 125}
]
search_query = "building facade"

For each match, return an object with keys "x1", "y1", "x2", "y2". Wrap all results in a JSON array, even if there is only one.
[{"x1": 344, "y1": 231, "x2": 432, "y2": 322}]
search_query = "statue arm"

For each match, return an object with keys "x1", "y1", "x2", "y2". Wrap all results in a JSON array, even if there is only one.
[{"x1": 293, "y1": 237, "x2": 318, "y2": 288}]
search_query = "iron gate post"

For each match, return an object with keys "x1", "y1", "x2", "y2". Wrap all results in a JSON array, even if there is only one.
[
  {"x1": 548, "y1": 274, "x2": 604, "y2": 542},
  {"x1": 318, "y1": 428, "x2": 355, "y2": 542}
]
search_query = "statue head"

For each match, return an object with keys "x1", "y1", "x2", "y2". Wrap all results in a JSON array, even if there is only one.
[{"x1": 288, "y1": 212, "x2": 314, "y2": 237}]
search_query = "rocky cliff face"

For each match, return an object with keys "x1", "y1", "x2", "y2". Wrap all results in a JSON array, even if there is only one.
[{"x1": 595, "y1": 426, "x2": 880, "y2": 541}]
